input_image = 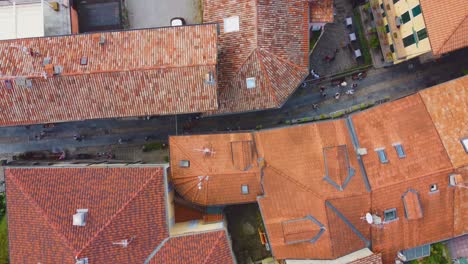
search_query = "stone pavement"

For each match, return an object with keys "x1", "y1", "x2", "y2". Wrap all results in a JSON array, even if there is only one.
[
  {"x1": 448, "y1": 235, "x2": 468, "y2": 259},
  {"x1": 124, "y1": 0, "x2": 201, "y2": 29},
  {"x1": 310, "y1": 0, "x2": 358, "y2": 76}
]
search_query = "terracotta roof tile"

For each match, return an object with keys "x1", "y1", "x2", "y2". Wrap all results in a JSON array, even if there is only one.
[
  {"x1": 351, "y1": 94, "x2": 453, "y2": 189},
  {"x1": 0, "y1": 25, "x2": 218, "y2": 125},
  {"x1": 6, "y1": 167, "x2": 168, "y2": 263},
  {"x1": 371, "y1": 171, "x2": 455, "y2": 263},
  {"x1": 310, "y1": 0, "x2": 334, "y2": 23},
  {"x1": 419, "y1": 0, "x2": 468, "y2": 55},
  {"x1": 419, "y1": 76, "x2": 468, "y2": 168},
  {"x1": 203, "y1": 0, "x2": 309, "y2": 114},
  {"x1": 454, "y1": 166, "x2": 468, "y2": 236},
  {"x1": 282, "y1": 217, "x2": 324, "y2": 244},
  {"x1": 169, "y1": 133, "x2": 262, "y2": 206},
  {"x1": 147, "y1": 230, "x2": 235, "y2": 264},
  {"x1": 402, "y1": 190, "x2": 423, "y2": 220}
]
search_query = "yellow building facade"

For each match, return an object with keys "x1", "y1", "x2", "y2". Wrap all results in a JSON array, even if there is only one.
[{"x1": 372, "y1": 0, "x2": 431, "y2": 64}]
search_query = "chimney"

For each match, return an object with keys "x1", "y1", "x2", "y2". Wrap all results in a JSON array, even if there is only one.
[{"x1": 73, "y1": 209, "x2": 88, "y2": 226}]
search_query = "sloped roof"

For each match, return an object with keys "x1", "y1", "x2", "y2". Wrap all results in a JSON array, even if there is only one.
[
  {"x1": 348, "y1": 253, "x2": 383, "y2": 264},
  {"x1": 351, "y1": 94, "x2": 453, "y2": 189},
  {"x1": 147, "y1": 230, "x2": 234, "y2": 264},
  {"x1": 6, "y1": 166, "x2": 235, "y2": 263},
  {"x1": 454, "y1": 166, "x2": 468, "y2": 236},
  {"x1": 309, "y1": 0, "x2": 334, "y2": 23},
  {"x1": 203, "y1": 0, "x2": 309, "y2": 115},
  {"x1": 169, "y1": 133, "x2": 262, "y2": 206},
  {"x1": 419, "y1": 76, "x2": 468, "y2": 168},
  {"x1": 6, "y1": 167, "x2": 168, "y2": 263},
  {"x1": 419, "y1": 0, "x2": 468, "y2": 55},
  {"x1": 0, "y1": 24, "x2": 218, "y2": 126}
]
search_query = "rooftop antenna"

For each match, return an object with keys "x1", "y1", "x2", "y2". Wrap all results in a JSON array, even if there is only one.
[
  {"x1": 197, "y1": 175, "x2": 209, "y2": 190},
  {"x1": 112, "y1": 236, "x2": 135, "y2": 248},
  {"x1": 193, "y1": 147, "x2": 215, "y2": 156}
]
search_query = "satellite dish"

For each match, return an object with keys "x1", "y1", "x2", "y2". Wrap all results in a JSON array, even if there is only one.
[{"x1": 365, "y1": 213, "x2": 373, "y2": 224}]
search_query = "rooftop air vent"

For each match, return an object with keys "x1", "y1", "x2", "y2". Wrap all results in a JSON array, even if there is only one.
[
  {"x1": 357, "y1": 148, "x2": 368, "y2": 155},
  {"x1": 204, "y1": 71, "x2": 215, "y2": 85},
  {"x1": 179, "y1": 160, "x2": 190, "y2": 168},
  {"x1": 80, "y1": 57, "x2": 88, "y2": 65},
  {"x1": 75, "y1": 258, "x2": 88, "y2": 264},
  {"x1": 53, "y1": 65, "x2": 63, "y2": 75},
  {"x1": 223, "y1": 16, "x2": 240, "y2": 33},
  {"x1": 99, "y1": 35, "x2": 106, "y2": 45},
  {"x1": 241, "y1": 184, "x2": 249, "y2": 195},
  {"x1": 43, "y1": 57, "x2": 51, "y2": 66},
  {"x1": 73, "y1": 209, "x2": 88, "y2": 226},
  {"x1": 246, "y1": 77, "x2": 256, "y2": 89}
]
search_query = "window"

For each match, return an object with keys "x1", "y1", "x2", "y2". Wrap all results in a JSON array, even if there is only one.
[
  {"x1": 390, "y1": 44, "x2": 394, "y2": 53},
  {"x1": 384, "y1": 208, "x2": 397, "y2": 222},
  {"x1": 461, "y1": 138, "x2": 468, "y2": 153},
  {"x1": 223, "y1": 16, "x2": 240, "y2": 33},
  {"x1": 393, "y1": 0, "x2": 399, "y2": 3},
  {"x1": 417, "y1": 28, "x2": 428, "y2": 40},
  {"x1": 80, "y1": 57, "x2": 88, "y2": 65},
  {"x1": 4, "y1": 80, "x2": 12, "y2": 89},
  {"x1": 241, "y1": 184, "x2": 249, "y2": 195},
  {"x1": 412, "y1": 5, "x2": 422, "y2": 17},
  {"x1": 385, "y1": 24, "x2": 390, "y2": 33},
  {"x1": 375, "y1": 148, "x2": 389, "y2": 164},
  {"x1": 403, "y1": 34, "x2": 416, "y2": 47},
  {"x1": 246, "y1": 77, "x2": 256, "y2": 89},
  {"x1": 393, "y1": 144, "x2": 406, "y2": 158},
  {"x1": 430, "y1": 184, "x2": 438, "y2": 192},
  {"x1": 179, "y1": 160, "x2": 190, "y2": 168},
  {"x1": 401, "y1": 12, "x2": 411, "y2": 24}
]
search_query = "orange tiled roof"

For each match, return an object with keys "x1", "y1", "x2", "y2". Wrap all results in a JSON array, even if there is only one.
[
  {"x1": 5, "y1": 166, "x2": 235, "y2": 263},
  {"x1": 147, "y1": 230, "x2": 235, "y2": 264},
  {"x1": 454, "y1": 166, "x2": 468, "y2": 236},
  {"x1": 5, "y1": 167, "x2": 169, "y2": 263},
  {"x1": 419, "y1": 0, "x2": 468, "y2": 55},
  {"x1": 169, "y1": 133, "x2": 262, "y2": 206},
  {"x1": 349, "y1": 253, "x2": 383, "y2": 264},
  {"x1": 203, "y1": 0, "x2": 309, "y2": 114},
  {"x1": 419, "y1": 76, "x2": 468, "y2": 168},
  {"x1": 351, "y1": 94, "x2": 453, "y2": 189},
  {"x1": 0, "y1": 24, "x2": 218, "y2": 126},
  {"x1": 310, "y1": 0, "x2": 335, "y2": 23}
]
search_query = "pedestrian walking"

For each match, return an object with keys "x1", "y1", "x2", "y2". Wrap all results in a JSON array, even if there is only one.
[{"x1": 322, "y1": 92, "x2": 327, "y2": 98}]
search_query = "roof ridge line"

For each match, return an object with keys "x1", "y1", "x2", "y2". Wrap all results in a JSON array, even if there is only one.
[
  {"x1": 174, "y1": 170, "x2": 259, "y2": 180},
  {"x1": 267, "y1": 165, "x2": 322, "y2": 200},
  {"x1": 433, "y1": 15, "x2": 468, "y2": 54},
  {"x1": 76, "y1": 170, "x2": 160, "y2": 257},
  {"x1": 256, "y1": 49, "x2": 280, "y2": 105},
  {"x1": 6, "y1": 172, "x2": 77, "y2": 255},
  {"x1": 143, "y1": 237, "x2": 171, "y2": 264},
  {"x1": 0, "y1": 63, "x2": 217, "y2": 82},
  {"x1": 259, "y1": 48, "x2": 309, "y2": 73},
  {"x1": 202, "y1": 230, "x2": 225, "y2": 264}
]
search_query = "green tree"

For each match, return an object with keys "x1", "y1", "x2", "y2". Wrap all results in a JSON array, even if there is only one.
[{"x1": 369, "y1": 35, "x2": 380, "y2": 49}]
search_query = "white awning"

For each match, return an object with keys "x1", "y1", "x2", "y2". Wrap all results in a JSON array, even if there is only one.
[{"x1": 0, "y1": 1, "x2": 44, "y2": 40}]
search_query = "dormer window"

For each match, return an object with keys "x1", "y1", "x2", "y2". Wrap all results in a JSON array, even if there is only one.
[{"x1": 430, "y1": 184, "x2": 438, "y2": 192}]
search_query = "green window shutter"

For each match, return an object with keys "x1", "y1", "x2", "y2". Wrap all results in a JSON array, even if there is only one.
[
  {"x1": 393, "y1": 0, "x2": 399, "y2": 3},
  {"x1": 403, "y1": 34, "x2": 415, "y2": 47},
  {"x1": 412, "y1": 5, "x2": 422, "y2": 17},
  {"x1": 385, "y1": 24, "x2": 390, "y2": 33},
  {"x1": 390, "y1": 44, "x2": 394, "y2": 53},
  {"x1": 417, "y1": 28, "x2": 427, "y2": 40},
  {"x1": 401, "y1": 12, "x2": 411, "y2": 23}
]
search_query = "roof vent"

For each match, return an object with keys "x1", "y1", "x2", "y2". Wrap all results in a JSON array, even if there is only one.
[
  {"x1": 53, "y1": 65, "x2": 63, "y2": 75},
  {"x1": 73, "y1": 209, "x2": 88, "y2": 226},
  {"x1": 80, "y1": 57, "x2": 88, "y2": 65},
  {"x1": 204, "y1": 71, "x2": 215, "y2": 85},
  {"x1": 357, "y1": 148, "x2": 367, "y2": 155},
  {"x1": 246, "y1": 77, "x2": 256, "y2": 89},
  {"x1": 99, "y1": 35, "x2": 106, "y2": 45},
  {"x1": 4, "y1": 80, "x2": 13, "y2": 89},
  {"x1": 179, "y1": 160, "x2": 190, "y2": 168},
  {"x1": 75, "y1": 258, "x2": 88, "y2": 264},
  {"x1": 241, "y1": 184, "x2": 249, "y2": 195},
  {"x1": 15, "y1": 77, "x2": 26, "y2": 86},
  {"x1": 26, "y1": 79, "x2": 33, "y2": 88},
  {"x1": 43, "y1": 57, "x2": 51, "y2": 66},
  {"x1": 223, "y1": 16, "x2": 240, "y2": 33},
  {"x1": 112, "y1": 237, "x2": 135, "y2": 248}
]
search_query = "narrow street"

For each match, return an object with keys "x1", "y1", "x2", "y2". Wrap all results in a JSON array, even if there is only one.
[{"x1": 0, "y1": 48, "x2": 466, "y2": 158}]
